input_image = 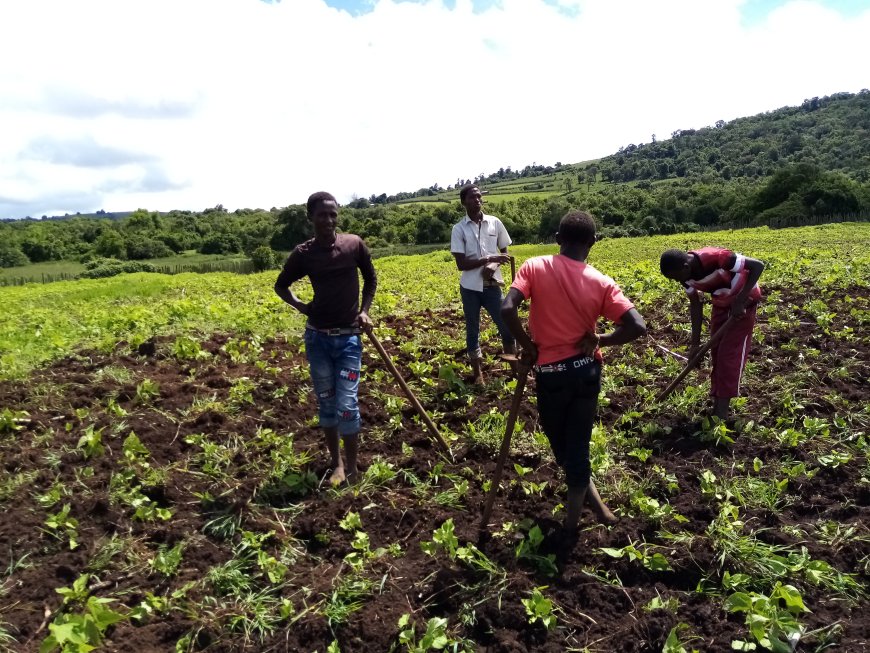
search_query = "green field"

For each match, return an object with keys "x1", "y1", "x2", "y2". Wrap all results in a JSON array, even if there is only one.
[
  {"x1": 3, "y1": 223, "x2": 868, "y2": 381},
  {"x1": 1, "y1": 222, "x2": 869, "y2": 651}
]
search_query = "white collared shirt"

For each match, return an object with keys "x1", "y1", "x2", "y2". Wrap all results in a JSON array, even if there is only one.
[{"x1": 450, "y1": 213, "x2": 512, "y2": 291}]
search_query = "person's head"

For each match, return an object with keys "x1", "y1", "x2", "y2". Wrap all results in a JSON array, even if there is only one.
[
  {"x1": 556, "y1": 211, "x2": 597, "y2": 248},
  {"x1": 660, "y1": 248, "x2": 692, "y2": 281},
  {"x1": 459, "y1": 185, "x2": 482, "y2": 215},
  {"x1": 306, "y1": 191, "x2": 339, "y2": 241}
]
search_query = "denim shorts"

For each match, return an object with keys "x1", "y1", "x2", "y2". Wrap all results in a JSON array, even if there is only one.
[{"x1": 303, "y1": 329, "x2": 362, "y2": 436}]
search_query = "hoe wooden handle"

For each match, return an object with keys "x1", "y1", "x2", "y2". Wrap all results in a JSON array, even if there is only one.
[
  {"x1": 365, "y1": 330, "x2": 451, "y2": 454},
  {"x1": 655, "y1": 316, "x2": 737, "y2": 403},
  {"x1": 479, "y1": 366, "x2": 529, "y2": 532}
]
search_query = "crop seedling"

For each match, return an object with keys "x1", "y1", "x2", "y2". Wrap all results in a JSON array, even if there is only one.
[
  {"x1": 135, "y1": 378, "x2": 160, "y2": 403},
  {"x1": 150, "y1": 541, "x2": 185, "y2": 577},
  {"x1": 600, "y1": 540, "x2": 672, "y2": 572},
  {"x1": 41, "y1": 574, "x2": 127, "y2": 653},
  {"x1": 44, "y1": 504, "x2": 80, "y2": 550},
  {"x1": 514, "y1": 524, "x2": 558, "y2": 577},
  {"x1": 521, "y1": 587, "x2": 557, "y2": 630},
  {"x1": 395, "y1": 614, "x2": 473, "y2": 653},
  {"x1": 76, "y1": 424, "x2": 105, "y2": 459},
  {"x1": 725, "y1": 582, "x2": 808, "y2": 652}
]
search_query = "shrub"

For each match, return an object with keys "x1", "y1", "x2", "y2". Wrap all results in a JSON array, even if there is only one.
[
  {"x1": 126, "y1": 236, "x2": 173, "y2": 260},
  {"x1": 79, "y1": 260, "x2": 158, "y2": 279},
  {"x1": 250, "y1": 246, "x2": 278, "y2": 272},
  {"x1": 0, "y1": 245, "x2": 30, "y2": 268},
  {"x1": 199, "y1": 233, "x2": 242, "y2": 255}
]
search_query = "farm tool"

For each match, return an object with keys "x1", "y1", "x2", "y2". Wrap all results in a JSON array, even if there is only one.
[
  {"x1": 655, "y1": 316, "x2": 737, "y2": 402},
  {"x1": 650, "y1": 338, "x2": 688, "y2": 362},
  {"x1": 365, "y1": 330, "x2": 451, "y2": 454},
  {"x1": 478, "y1": 356, "x2": 530, "y2": 533}
]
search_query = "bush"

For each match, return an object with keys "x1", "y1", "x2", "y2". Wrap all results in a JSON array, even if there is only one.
[
  {"x1": 0, "y1": 245, "x2": 30, "y2": 268},
  {"x1": 79, "y1": 260, "x2": 157, "y2": 279},
  {"x1": 250, "y1": 246, "x2": 278, "y2": 272},
  {"x1": 199, "y1": 233, "x2": 242, "y2": 255},
  {"x1": 126, "y1": 236, "x2": 173, "y2": 260}
]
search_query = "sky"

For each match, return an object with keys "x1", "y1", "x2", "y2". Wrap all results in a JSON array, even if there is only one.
[{"x1": 0, "y1": 0, "x2": 868, "y2": 219}]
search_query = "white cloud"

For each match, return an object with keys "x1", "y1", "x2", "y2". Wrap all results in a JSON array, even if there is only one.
[{"x1": 0, "y1": 0, "x2": 867, "y2": 218}]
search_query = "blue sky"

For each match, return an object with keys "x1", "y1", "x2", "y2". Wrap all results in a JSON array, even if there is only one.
[
  {"x1": 2, "y1": 0, "x2": 869, "y2": 218},
  {"x1": 323, "y1": 0, "x2": 870, "y2": 21}
]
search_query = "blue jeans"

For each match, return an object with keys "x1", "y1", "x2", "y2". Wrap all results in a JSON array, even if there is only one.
[
  {"x1": 459, "y1": 285, "x2": 515, "y2": 358},
  {"x1": 303, "y1": 330, "x2": 362, "y2": 436}
]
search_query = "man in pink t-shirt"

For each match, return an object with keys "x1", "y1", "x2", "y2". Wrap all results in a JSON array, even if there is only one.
[{"x1": 501, "y1": 211, "x2": 646, "y2": 532}]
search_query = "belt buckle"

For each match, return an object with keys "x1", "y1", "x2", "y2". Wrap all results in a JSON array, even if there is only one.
[{"x1": 326, "y1": 328, "x2": 342, "y2": 336}]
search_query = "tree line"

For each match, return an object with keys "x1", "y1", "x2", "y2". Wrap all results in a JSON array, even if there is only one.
[{"x1": 2, "y1": 91, "x2": 869, "y2": 270}]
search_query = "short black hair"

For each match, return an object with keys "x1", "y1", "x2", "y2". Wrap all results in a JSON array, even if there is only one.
[
  {"x1": 307, "y1": 191, "x2": 337, "y2": 217},
  {"x1": 459, "y1": 184, "x2": 478, "y2": 203},
  {"x1": 660, "y1": 249, "x2": 690, "y2": 275},
  {"x1": 558, "y1": 211, "x2": 597, "y2": 246}
]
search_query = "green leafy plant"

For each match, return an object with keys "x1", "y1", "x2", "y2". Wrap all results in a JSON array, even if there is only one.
[
  {"x1": 724, "y1": 583, "x2": 808, "y2": 652},
  {"x1": 521, "y1": 586, "x2": 557, "y2": 630},
  {"x1": 515, "y1": 524, "x2": 558, "y2": 577},
  {"x1": 76, "y1": 424, "x2": 105, "y2": 459},
  {"x1": 394, "y1": 614, "x2": 473, "y2": 653},
  {"x1": 600, "y1": 540, "x2": 672, "y2": 572},
  {"x1": 44, "y1": 504, "x2": 80, "y2": 550}
]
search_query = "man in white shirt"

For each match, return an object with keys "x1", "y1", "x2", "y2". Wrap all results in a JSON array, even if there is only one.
[{"x1": 450, "y1": 184, "x2": 517, "y2": 384}]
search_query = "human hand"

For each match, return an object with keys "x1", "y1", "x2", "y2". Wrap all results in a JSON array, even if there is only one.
[
  {"x1": 356, "y1": 311, "x2": 373, "y2": 332},
  {"x1": 520, "y1": 342, "x2": 538, "y2": 368},
  {"x1": 730, "y1": 299, "x2": 746, "y2": 318},
  {"x1": 487, "y1": 254, "x2": 511, "y2": 265},
  {"x1": 578, "y1": 331, "x2": 600, "y2": 357}
]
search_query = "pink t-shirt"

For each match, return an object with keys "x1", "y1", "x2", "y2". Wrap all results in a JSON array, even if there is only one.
[{"x1": 511, "y1": 255, "x2": 635, "y2": 365}]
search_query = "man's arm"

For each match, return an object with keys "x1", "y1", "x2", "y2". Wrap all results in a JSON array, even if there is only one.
[
  {"x1": 729, "y1": 256, "x2": 764, "y2": 317},
  {"x1": 357, "y1": 244, "x2": 377, "y2": 330},
  {"x1": 501, "y1": 287, "x2": 537, "y2": 365},
  {"x1": 578, "y1": 308, "x2": 647, "y2": 355},
  {"x1": 452, "y1": 252, "x2": 511, "y2": 271},
  {"x1": 274, "y1": 259, "x2": 309, "y2": 315}
]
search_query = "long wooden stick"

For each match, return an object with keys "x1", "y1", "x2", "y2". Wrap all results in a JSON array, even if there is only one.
[
  {"x1": 365, "y1": 330, "x2": 451, "y2": 454},
  {"x1": 509, "y1": 256, "x2": 516, "y2": 284},
  {"x1": 479, "y1": 366, "x2": 529, "y2": 532},
  {"x1": 655, "y1": 316, "x2": 737, "y2": 402}
]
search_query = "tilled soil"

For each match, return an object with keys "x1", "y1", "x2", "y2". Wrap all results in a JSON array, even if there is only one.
[{"x1": 1, "y1": 285, "x2": 868, "y2": 652}]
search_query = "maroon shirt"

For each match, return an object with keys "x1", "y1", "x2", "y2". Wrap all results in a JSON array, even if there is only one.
[{"x1": 276, "y1": 234, "x2": 377, "y2": 329}]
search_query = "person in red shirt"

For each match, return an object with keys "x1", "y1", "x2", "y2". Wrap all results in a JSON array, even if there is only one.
[
  {"x1": 275, "y1": 192, "x2": 377, "y2": 485},
  {"x1": 660, "y1": 247, "x2": 764, "y2": 420},
  {"x1": 501, "y1": 211, "x2": 646, "y2": 532}
]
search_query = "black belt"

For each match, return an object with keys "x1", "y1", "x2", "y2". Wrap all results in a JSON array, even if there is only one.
[
  {"x1": 534, "y1": 355, "x2": 596, "y2": 374},
  {"x1": 306, "y1": 326, "x2": 362, "y2": 336}
]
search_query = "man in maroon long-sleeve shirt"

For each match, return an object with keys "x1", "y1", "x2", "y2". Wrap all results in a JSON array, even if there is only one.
[{"x1": 275, "y1": 192, "x2": 377, "y2": 484}]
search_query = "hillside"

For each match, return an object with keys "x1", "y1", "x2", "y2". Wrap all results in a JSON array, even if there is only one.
[{"x1": 1, "y1": 91, "x2": 869, "y2": 274}]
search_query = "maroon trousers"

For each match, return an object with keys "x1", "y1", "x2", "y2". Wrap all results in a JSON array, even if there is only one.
[{"x1": 710, "y1": 303, "x2": 757, "y2": 398}]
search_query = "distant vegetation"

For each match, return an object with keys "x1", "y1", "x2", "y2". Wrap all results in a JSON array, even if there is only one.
[{"x1": 2, "y1": 91, "x2": 868, "y2": 276}]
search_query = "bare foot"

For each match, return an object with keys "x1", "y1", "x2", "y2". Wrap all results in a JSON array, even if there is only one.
[
  {"x1": 594, "y1": 507, "x2": 618, "y2": 525},
  {"x1": 329, "y1": 467, "x2": 346, "y2": 486}
]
